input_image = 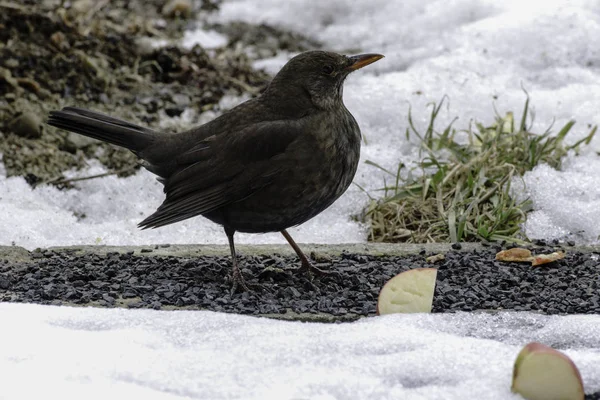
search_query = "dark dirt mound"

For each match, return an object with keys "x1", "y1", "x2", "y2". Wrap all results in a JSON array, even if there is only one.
[{"x1": 0, "y1": 0, "x2": 318, "y2": 186}]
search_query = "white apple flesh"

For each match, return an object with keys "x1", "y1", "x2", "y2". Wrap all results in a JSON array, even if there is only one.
[
  {"x1": 376, "y1": 268, "x2": 437, "y2": 315},
  {"x1": 511, "y1": 342, "x2": 585, "y2": 400}
]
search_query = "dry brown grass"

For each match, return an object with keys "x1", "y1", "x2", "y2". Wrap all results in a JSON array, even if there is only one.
[{"x1": 362, "y1": 97, "x2": 596, "y2": 244}]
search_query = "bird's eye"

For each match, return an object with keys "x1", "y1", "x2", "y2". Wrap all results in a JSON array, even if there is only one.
[{"x1": 322, "y1": 65, "x2": 335, "y2": 75}]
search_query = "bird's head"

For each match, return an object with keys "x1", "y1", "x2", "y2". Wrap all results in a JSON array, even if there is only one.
[{"x1": 265, "y1": 51, "x2": 384, "y2": 112}]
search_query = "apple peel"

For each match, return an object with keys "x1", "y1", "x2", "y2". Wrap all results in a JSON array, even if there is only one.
[
  {"x1": 512, "y1": 342, "x2": 585, "y2": 400},
  {"x1": 496, "y1": 248, "x2": 566, "y2": 266},
  {"x1": 496, "y1": 248, "x2": 533, "y2": 262},
  {"x1": 531, "y1": 251, "x2": 565, "y2": 266}
]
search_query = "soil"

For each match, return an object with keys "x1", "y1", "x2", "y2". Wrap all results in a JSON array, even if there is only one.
[{"x1": 0, "y1": 0, "x2": 319, "y2": 186}]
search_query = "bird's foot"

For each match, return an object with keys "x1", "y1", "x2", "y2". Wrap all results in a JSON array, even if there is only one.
[
  {"x1": 299, "y1": 260, "x2": 329, "y2": 275},
  {"x1": 230, "y1": 267, "x2": 250, "y2": 294},
  {"x1": 298, "y1": 259, "x2": 341, "y2": 279},
  {"x1": 229, "y1": 268, "x2": 268, "y2": 294}
]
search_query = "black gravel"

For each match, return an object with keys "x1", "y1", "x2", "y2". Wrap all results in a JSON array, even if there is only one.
[
  {"x1": 587, "y1": 392, "x2": 600, "y2": 400},
  {"x1": 0, "y1": 247, "x2": 600, "y2": 317},
  {"x1": 1, "y1": 246, "x2": 599, "y2": 317}
]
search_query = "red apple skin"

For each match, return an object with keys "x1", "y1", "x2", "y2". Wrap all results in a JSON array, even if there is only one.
[{"x1": 512, "y1": 342, "x2": 585, "y2": 400}]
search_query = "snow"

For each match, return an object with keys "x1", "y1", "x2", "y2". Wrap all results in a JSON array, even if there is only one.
[
  {"x1": 2, "y1": 1, "x2": 600, "y2": 247},
  {"x1": 145, "y1": 29, "x2": 227, "y2": 51},
  {"x1": 181, "y1": 29, "x2": 228, "y2": 50},
  {"x1": 1, "y1": 303, "x2": 599, "y2": 400},
  {"x1": 0, "y1": 159, "x2": 365, "y2": 248},
  {"x1": 519, "y1": 157, "x2": 600, "y2": 243}
]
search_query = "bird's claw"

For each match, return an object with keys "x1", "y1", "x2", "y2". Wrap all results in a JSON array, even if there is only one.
[
  {"x1": 230, "y1": 270, "x2": 268, "y2": 294},
  {"x1": 298, "y1": 260, "x2": 341, "y2": 279},
  {"x1": 230, "y1": 268, "x2": 250, "y2": 294}
]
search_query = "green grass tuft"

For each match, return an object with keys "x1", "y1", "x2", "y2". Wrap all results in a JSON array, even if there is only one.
[{"x1": 362, "y1": 97, "x2": 597, "y2": 244}]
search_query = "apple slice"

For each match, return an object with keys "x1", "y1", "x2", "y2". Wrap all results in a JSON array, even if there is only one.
[
  {"x1": 512, "y1": 342, "x2": 585, "y2": 400},
  {"x1": 376, "y1": 268, "x2": 437, "y2": 315},
  {"x1": 531, "y1": 251, "x2": 565, "y2": 266},
  {"x1": 496, "y1": 247, "x2": 533, "y2": 262}
]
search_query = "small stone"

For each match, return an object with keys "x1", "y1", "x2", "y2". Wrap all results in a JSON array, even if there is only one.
[
  {"x1": 50, "y1": 31, "x2": 70, "y2": 51},
  {"x1": 8, "y1": 111, "x2": 42, "y2": 139},
  {"x1": 151, "y1": 301, "x2": 162, "y2": 310},
  {"x1": 71, "y1": 0, "x2": 95, "y2": 14},
  {"x1": 426, "y1": 253, "x2": 445, "y2": 263},
  {"x1": 90, "y1": 280, "x2": 107, "y2": 289},
  {"x1": 171, "y1": 93, "x2": 190, "y2": 107},
  {"x1": 62, "y1": 132, "x2": 100, "y2": 152},
  {"x1": 162, "y1": 0, "x2": 192, "y2": 19},
  {"x1": 36, "y1": 88, "x2": 52, "y2": 100},
  {"x1": 4, "y1": 58, "x2": 19, "y2": 68},
  {"x1": 0, "y1": 276, "x2": 10, "y2": 290},
  {"x1": 165, "y1": 106, "x2": 185, "y2": 117},
  {"x1": 102, "y1": 294, "x2": 115, "y2": 303}
]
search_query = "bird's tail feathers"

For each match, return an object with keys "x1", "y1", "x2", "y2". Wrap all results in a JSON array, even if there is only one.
[{"x1": 47, "y1": 107, "x2": 157, "y2": 153}]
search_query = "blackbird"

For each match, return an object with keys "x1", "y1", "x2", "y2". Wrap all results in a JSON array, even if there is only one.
[{"x1": 47, "y1": 50, "x2": 384, "y2": 291}]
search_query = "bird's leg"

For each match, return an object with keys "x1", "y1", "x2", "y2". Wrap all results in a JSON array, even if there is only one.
[
  {"x1": 225, "y1": 227, "x2": 249, "y2": 293},
  {"x1": 280, "y1": 229, "x2": 330, "y2": 275}
]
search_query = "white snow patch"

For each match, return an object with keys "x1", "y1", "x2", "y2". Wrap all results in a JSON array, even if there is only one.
[
  {"x1": 0, "y1": 159, "x2": 366, "y2": 249},
  {"x1": 1, "y1": 303, "x2": 599, "y2": 400},
  {"x1": 519, "y1": 155, "x2": 600, "y2": 242},
  {"x1": 181, "y1": 29, "x2": 228, "y2": 49}
]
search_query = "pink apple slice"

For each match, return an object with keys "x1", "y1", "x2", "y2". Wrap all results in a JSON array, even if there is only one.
[
  {"x1": 511, "y1": 342, "x2": 585, "y2": 400},
  {"x1": 376, "y1": 268, "x2": 437, "y2": 315}
]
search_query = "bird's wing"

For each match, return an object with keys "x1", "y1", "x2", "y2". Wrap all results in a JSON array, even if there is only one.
[{"x1": 138, "y1": 119, "x2": 306, "y2": 229}]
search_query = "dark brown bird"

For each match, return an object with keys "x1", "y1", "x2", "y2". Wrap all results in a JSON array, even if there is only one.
[{"x1": 47, "y1": 50, "x2": 383, "y2": 291}]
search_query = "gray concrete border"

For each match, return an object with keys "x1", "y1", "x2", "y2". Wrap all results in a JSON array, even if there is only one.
[{"x1": 2, "y1": 243, "x2": 599, "y2": 263}]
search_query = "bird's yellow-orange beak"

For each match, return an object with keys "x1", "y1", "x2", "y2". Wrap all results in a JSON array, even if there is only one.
[{"x1": 346, "y1": 53, "x2": 384, "y2": 71}]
